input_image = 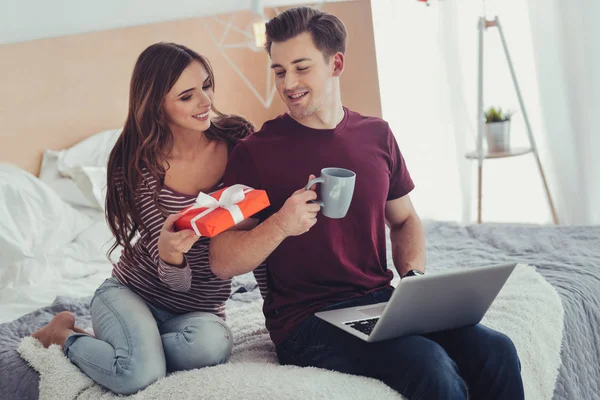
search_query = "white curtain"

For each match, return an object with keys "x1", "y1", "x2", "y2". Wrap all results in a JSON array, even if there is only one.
[
  {"x1": 526, "y1": 0, "x2": 600, "y2": 225},
  {"x1": 370, "y1": 0, "x2": 598, "y2": 225}
]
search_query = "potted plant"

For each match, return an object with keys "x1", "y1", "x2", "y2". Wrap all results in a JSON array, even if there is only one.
[{"x1": 484, "y1": 107, "x2": 514, "y2": 153}]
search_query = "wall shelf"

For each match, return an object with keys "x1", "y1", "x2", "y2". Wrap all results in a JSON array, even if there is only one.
[{"x1": 465, "y1": 146, "x2": 532, "y2": 160}]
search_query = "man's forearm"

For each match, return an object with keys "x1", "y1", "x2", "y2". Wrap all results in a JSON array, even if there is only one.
[
  {"x1": 209, "y1": 215, "x2": 288, "y2": 279},
  {"x1": 389, "y1": 214, "x2": 426, "y2": 277}
]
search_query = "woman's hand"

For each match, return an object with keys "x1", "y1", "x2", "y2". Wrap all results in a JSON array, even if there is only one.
[{"x1": 158, "y1": 214, "x2": 200, "y2": 266}]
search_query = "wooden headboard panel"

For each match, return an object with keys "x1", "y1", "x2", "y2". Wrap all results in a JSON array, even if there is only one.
[{"x1": 0, "y1": 0, "x2": 381, "y2": 176}]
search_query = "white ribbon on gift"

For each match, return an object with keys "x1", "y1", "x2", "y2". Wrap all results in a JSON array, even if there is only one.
[{"x1": 186, "y1": 184, "x2": 254, "y2": 236}]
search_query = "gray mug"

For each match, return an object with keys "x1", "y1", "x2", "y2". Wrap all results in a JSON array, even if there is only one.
[{"x1": 305, "y1": 167, "x2": 356, "y2": 219}]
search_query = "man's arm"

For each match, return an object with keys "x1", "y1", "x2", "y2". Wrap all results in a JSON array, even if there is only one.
[
  {"x1": 385, "y1": 194, "x2": 426, "y2": 277},
  {"x1": 209, "y1": 185, "x2": 321, "y2": 279},
  {"x1": 209, "y1": 217, "x2": 283, "y2": 279}
]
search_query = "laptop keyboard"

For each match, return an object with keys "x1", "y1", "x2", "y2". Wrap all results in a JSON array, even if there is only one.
[{"x1": 345, "y1": 317, "x2": 380, "y2": 336}]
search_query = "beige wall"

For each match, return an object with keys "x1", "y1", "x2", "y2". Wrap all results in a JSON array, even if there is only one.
[{"x1": 0, "y1": 0, "x2": 380, "y2": 175}]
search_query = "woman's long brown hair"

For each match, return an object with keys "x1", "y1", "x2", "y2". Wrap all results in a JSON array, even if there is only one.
[{"x1": 105, "y1": 42, "x2": 254, "y2": 258}]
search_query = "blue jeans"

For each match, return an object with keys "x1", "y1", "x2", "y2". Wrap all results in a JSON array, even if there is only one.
[
  {"x1": 63, "y1": 277, "x2": 233, "y2": 395},
  {"x1": 276, "y1": 287, "x2": 524, "y2": 400}
]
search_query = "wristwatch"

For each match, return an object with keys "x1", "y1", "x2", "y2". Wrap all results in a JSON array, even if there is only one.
[{"x1": 402, "y1": 269, "x2": 425, "y2": 279}]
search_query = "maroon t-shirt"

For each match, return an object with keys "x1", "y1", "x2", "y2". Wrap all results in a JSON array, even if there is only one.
[{"x1": 223, "y1": 107, "x2": 415, "y2": 344}]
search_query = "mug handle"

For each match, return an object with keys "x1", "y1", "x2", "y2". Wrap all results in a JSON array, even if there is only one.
[
  {"x1": 305, "y1": 176, "x2": 324, "y2": 207},
  {"x1": 305, "y1": 176, "x2": 324, "y2": 190}
]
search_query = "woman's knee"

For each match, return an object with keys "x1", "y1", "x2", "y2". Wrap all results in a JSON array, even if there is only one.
[
  {"x1": 189, "y1": 318, "x2": 233, "y2": 365},
  {"x1": 84, "y1": 284, "x2": 167, "y2": 395},
  {"x1": 111, "y1": 359, "x2": 166, "y2": 395},
  {"x1": 164, "y1": 315, "x2": 233, "y2": 371}
]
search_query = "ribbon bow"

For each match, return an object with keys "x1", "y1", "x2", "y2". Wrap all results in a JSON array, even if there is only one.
[{"x1": 186, "y1": 184, "x2": 253, "y2": 236}]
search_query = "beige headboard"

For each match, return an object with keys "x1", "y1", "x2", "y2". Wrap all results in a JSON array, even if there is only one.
[{"x1": 0, "y1": 0, "x2": 381, "y2": 176}]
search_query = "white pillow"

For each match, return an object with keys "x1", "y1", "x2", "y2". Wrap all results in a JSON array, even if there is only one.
[
  {"x1": 65, "y1": 165, "x2": 108, "y2": 210},
  {"x1": 0, "y1": 164, "x2": 92, "y2": 266},
  {"x1": 39, "y1": 150, "x2": 96, "y2": 209},
  {"x1": 39, "y1": 128, "x2": 121, "y2": 210},
  {"x1": 57, "y1": 127, "x2": 121, "y2": 173}
]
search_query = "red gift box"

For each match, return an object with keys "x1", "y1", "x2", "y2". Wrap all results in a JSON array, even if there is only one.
[{"x1": 175, "y1": 185, "x2": 270, "y2": 237}]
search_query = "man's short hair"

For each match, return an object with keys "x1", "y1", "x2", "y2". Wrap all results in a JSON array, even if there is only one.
[{"x1": 264, "y1": 6, "x2": 347, "y2": 59}]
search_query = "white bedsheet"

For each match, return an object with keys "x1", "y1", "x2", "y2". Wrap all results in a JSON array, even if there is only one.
[
  {"x1": 0, "y1": 268, "x2": 111, "y2": 324},
  {"x1": 0, "y1": 215, "x2": 114, "y2": 324}
]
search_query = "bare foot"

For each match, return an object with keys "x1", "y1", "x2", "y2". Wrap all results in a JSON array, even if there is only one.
[
  {"x1": 31, "y1": 311, "x2": 76, "y2": 348},
  {"x1": 50, "y1": 327, "x2": 76, "y2": 348}
]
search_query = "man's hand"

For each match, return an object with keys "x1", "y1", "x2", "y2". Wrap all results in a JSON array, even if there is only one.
[
  {"x1": 158, "y1": 214, "x2": 200, "y2": 265},
  {"x1": 272, "y1": 175, "x2": 321, "y2": 237}
]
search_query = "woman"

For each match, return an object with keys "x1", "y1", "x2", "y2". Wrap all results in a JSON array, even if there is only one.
[{"x1": 31, "y1": 42, "x2": 254, "y2": 394}]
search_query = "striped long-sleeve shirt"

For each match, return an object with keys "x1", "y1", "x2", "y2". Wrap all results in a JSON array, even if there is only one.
[{"x1": 112, "y1": 170, "x2": 235, "y2": 319}]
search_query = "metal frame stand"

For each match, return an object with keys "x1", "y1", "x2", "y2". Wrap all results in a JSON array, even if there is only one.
[{"x1": 474, "y1": 16, "x2": 559, "y2": 224}]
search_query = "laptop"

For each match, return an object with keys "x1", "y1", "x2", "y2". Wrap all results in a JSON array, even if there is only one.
[{"x1": 315, "y1": 263, "x2": 516, "y2": 343}]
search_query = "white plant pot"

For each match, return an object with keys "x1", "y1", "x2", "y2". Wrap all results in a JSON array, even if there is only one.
[{"x1": 485, "y1": 121, "x2": 511, "y2": 153}]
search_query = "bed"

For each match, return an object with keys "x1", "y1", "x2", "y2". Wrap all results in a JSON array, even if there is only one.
[{"x1": 1, "y1": 129, "x2": 598, "y2": 400}]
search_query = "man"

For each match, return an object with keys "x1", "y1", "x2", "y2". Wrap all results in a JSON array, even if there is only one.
[{"x1": 210, "y1": 6, "x2": 524, "y2": 399}]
